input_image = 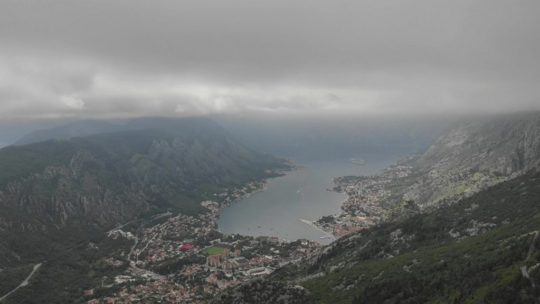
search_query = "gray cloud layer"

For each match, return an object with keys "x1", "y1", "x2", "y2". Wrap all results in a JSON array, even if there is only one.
[{"x1": 1, "y1": 0, "x2": 539, "y2": 120}]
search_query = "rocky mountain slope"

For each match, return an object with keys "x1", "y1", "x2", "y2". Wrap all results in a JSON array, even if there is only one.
[
  {"x1": 0, "y1": 117, "x2": 286, "y2": 303},
  {"x1": 221, "y1": 165, "x2": 540, "y2": 304},
  {"x1": 338, "y1": 112, "x2": 540, "y2": 219},
  {"x1": 1, "y1": 118, "x2": 282, "y2": 233},
  {"x1": 217, "y1": 112, "x2": 540, "y2": 303},
  {"x1": 403, "y1": 112, "x2": 540, "y2": 209}
]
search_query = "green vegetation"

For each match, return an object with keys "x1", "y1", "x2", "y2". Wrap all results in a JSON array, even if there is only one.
[
  {"x1": 0, "y1": 141, "x2": 77, "y2": 188},
  {"x1": 0, "y1": 225, "x2": 132, "y2": 304},
  {"x1": 205, "y1": 246, "x2": 226, "y2": 255},
  {"x1": 0, "y1": 264, "x2": 35, "y2": 295},
  {"x1": 0, "y1": 120, "x2": 288, "y2": 303}
]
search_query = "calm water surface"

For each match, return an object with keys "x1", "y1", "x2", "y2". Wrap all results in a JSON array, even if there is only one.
[{"x1": 218, "y1": 155, "x2": 399, "y2": 244}]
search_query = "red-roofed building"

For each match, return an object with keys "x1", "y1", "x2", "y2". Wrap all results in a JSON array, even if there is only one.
[{"x1": 180, "y1": 243, "x2": 194, "y2": 252}]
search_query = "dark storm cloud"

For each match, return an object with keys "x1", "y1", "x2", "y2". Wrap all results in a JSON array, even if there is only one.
[{"x1": 0, "y1": 0, "x2": 539, "y2": 119}]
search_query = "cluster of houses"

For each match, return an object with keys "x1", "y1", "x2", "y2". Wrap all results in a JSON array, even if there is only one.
[
  {"x1": 204, "y1": 243, "x2": 273, "y2": 277},
  {"x1": 86, "y1": 181, "x2": 321, "y2": 303},
  {"x1": 317, "y1": 163, "x2": 414, "y2": 238}
]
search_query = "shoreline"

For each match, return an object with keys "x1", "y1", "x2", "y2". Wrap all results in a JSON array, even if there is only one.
[
  {"x1": 97, "y1": 164, "x2": 323, "y2": 302},
  {"x1": 298, "y1": 218, "x2": 335, "y2": 241},
  {"x1": 214, "y1": 166, "x2": 296, "y2": 241},
  {"x1": 217, "y1": 163, "x2": 345, "y2": 244},
  {"x1": 312, "y1": 156, "x2": 415, "y2": 238}
]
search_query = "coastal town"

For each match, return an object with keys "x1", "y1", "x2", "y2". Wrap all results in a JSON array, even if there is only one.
[
  {"x1": 85, "y1": 180, "x2": 320, "y2": 303},
  {"x1": 315, "y1": 159, "x2": 414, "y2": 238},
  {"x1": 83, "y1": 158, "x2": 416, "y2": 303}
]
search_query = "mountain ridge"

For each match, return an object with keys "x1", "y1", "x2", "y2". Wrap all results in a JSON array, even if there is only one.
[
  {"x1": 0, "y1": 118, "x2": 284, "y2": 234},
  {"x1": 0, "y1": 117, "x2": 288, "y2": 303}
]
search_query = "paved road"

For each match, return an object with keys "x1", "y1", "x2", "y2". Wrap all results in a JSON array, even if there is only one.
[{"x1": 0, "y1": 263, "x2": 42, "y2": 302}]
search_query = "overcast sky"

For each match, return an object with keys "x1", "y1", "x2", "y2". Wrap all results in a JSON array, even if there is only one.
[{"x1": 1, "y1": 0, "x2": 539, "y2": 121}]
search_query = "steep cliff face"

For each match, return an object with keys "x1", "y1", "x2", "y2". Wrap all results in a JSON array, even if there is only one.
[
  {"x1": 0, "y1": 150, "x2": 149, "y2": 233},
  {"x1": 402, "y1": 112, "x2": 540, "y2": 208},
  {"x1": 419, "y1": 112, "x2": 540, "y2": 173},
  {"x1": 0, "y1": 118, "x2": 285, "y2": 265}
]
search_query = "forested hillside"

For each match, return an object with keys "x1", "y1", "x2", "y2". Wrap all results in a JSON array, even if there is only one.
[{"x1": 0, "y1": 118, "x2": 286, "y2": 303}]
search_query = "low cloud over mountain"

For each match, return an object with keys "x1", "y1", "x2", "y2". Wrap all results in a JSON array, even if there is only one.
[{"x1": 1, "y1": 0, "x2": 540, "y2": 120}]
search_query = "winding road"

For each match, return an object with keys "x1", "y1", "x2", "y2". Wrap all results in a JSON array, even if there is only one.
[{"x1": 0, "y1": 263, "x2": 42, "y2": 302}]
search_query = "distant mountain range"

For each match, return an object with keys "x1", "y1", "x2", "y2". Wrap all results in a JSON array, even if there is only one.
[
  {"x1": 14, "y1": 117, "x2": 234, "y2": 146},
  {"x1": 215, "y1": 112, "x2": 540, "y2": 304},
  {"x1": 14, "y1": 116, "x2": 447, "y2": 161},
  {"x1": 13, "y1": 120, "x2": 123, "y2": 146},
  {"x1": 215, "y1": 115, "x2": 449, "y2": 161},
  {"x1": 0, "y1": 117, "x2": 287, "y2": 303}
]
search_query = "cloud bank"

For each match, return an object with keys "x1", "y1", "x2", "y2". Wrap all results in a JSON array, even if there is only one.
[{"x1": 1, "y1": 0, "x2": 539, "y2": 120}]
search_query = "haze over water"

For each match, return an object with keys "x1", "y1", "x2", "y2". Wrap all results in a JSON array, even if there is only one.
[{"x1": 218, "y1": 154, "x2": 400, "y2": 244}]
